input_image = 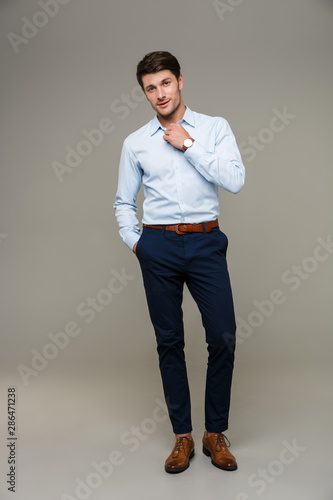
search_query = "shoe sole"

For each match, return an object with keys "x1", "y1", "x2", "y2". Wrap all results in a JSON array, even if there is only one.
[
  {"x1": 202, "y1": 445, "x2": 238, "y2": 471},
  {"x1": 165, "y1": 449, "x2": 195, "y2": 474}
]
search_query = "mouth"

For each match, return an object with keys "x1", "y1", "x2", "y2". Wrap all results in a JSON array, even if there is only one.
[{"x1": 157, "y1": 100, "x2": 170, "y2": 108}]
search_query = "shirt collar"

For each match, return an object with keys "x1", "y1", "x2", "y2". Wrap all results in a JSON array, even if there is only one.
[{"x1": 150, "y1": 106, "x2": 195, "y2": 136}]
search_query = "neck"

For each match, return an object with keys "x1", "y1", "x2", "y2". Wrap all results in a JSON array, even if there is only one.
[{"x1": 157, "y1": 100, "x2": 186, "y2": 127}]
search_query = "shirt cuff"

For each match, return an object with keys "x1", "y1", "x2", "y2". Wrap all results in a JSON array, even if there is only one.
[{"x1": 124, "y1": 230, "x2": 141, "y2": 251}]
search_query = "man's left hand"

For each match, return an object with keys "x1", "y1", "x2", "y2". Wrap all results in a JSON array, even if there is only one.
[{"x1": 163, "y1": 123, "x2": 191, "y2": 150}]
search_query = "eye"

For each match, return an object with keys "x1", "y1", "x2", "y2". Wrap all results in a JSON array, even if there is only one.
[{"x1": 164, "y1": 81, "x2": 170, "y2": 86}]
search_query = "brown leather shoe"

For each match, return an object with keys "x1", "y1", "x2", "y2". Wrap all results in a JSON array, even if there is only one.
[
  {"x1": 202, "y1": 431, "x2": 237, "y2": 470},
  {"x1": 165, "y1": 435, "x2": 195, "y2": 473}
]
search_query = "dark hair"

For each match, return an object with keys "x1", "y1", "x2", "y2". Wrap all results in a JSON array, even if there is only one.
[{"x1": 136, "y1": 51, "x2": 181, "y2": 89}]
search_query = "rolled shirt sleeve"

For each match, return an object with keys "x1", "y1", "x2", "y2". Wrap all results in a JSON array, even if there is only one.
[
  {"x1": 113, "y1": 139, "x2": 143, "y2": 250},
  {"x1": 184, "y1": 118, "x2": 245, "y2": 194}
]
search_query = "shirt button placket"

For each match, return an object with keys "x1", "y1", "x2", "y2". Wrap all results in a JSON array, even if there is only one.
[{"x1": 173, "y1": 148, "x2": 186, "y2": 222}]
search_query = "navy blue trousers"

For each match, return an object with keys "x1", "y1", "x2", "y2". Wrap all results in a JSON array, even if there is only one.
[{"x1": 136, "y1": 225, "x2": 236, "y2": 434}]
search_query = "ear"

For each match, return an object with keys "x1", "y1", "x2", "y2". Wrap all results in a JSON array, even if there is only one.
[{"x1": 178, "y1": 73, "x2": 184, "y2": 91}]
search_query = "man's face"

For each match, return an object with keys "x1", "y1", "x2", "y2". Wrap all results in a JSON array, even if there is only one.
[{"x1": 141, "y1": 70, "x2": 183, "y2": 119}]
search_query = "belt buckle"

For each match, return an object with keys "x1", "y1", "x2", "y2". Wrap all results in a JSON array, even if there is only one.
[{"x1": 175, "y1": 224, "x2": 188, "y2": 235}]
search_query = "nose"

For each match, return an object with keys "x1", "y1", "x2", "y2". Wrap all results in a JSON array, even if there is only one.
[{"x1": 157, "y1": 85, "x2": 166, "y2": 100}]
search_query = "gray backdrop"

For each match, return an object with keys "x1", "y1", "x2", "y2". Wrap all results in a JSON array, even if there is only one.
[{"x1": 1, "y1": 1, "x2": 332, "y2": 499}]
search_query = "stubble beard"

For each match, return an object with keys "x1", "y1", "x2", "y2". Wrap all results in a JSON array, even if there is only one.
[{"x1": 154, "y1": 89, "x2": 182, "y2": 121}]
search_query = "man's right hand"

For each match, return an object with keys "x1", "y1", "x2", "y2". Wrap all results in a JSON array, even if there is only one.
[{"x1": 133, "y1": 242, "x2": 138, "y2": 254}]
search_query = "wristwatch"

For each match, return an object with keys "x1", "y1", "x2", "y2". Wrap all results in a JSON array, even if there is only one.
[{"x1": 182, "y1": 137, "x2": 195, "y2": 152}]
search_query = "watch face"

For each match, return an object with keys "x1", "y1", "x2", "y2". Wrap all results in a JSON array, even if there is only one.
[{"x1": 184, "y1": 139, "x2": 193, "y2": 148}]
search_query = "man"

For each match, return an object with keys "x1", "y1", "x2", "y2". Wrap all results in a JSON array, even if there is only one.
[{"x1": 114, "y1": 51, "x2": 245, "y2": 473}]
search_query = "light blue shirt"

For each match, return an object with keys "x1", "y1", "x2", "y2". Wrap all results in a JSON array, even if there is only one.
[{"x1": 114, "y1": 106, "x2": 245, "y2": 250}]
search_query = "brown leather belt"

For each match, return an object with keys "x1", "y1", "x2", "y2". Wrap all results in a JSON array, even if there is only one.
[{"x1": 144, "y1": 219, "x2": 218, "y2": 235}]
